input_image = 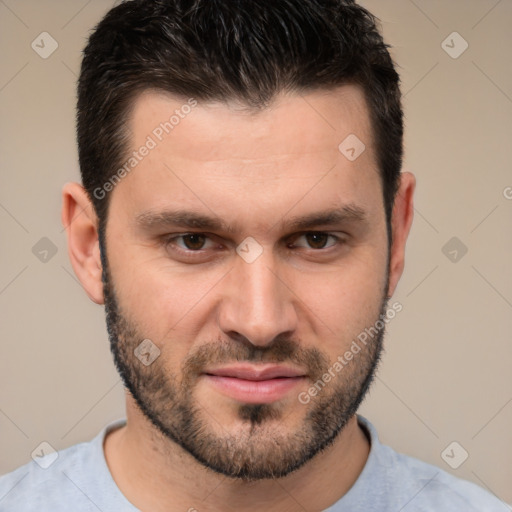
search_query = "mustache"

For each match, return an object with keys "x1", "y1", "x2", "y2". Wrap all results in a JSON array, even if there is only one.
[{"x1": 181, "y1": 336, "x2": 329, "y2": 382}]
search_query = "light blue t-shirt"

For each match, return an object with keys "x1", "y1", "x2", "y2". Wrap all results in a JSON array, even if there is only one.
[{"x1": 0, "y1": 415, "x2": 508, "y2": 511}]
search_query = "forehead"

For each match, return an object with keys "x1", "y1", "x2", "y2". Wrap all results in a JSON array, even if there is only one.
[
  {"x1": 129, "y1": 84, "x2": 374, "y2": 164},
  {"x1": 111, "y1": 84, "x2": 382, "y2": 230}
]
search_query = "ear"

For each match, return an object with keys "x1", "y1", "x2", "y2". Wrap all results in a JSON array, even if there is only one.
[
  {"x1": 387, "y1": 172, "x2": 415, "y2": 297},
  {"x1": 61, "y1": 182, "x2": 104, "y2": 304}
]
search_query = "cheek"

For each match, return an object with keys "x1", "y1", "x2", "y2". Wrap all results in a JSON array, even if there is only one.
[
  {"x1": 108, "y1": 242, "x2": 224, "y2": 349},
  {"x1": 294, "y1": 248, "x2": 387, "y2": 348}
]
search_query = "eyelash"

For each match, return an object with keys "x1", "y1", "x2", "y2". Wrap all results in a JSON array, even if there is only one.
[{"x1": 162, "y1": 232, "x2": 345, "y2": 258}]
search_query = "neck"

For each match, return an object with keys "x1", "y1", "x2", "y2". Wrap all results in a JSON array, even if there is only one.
[{"x1": 104, "y1": 395, "x2": 370, "y2": 512}]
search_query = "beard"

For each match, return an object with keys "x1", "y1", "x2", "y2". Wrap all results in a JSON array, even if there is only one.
[{"x1": 100, "y1": 236, "x2": 388, "y2": 482}]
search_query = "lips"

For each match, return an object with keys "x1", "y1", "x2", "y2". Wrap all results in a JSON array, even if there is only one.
[
  {"x1": 204, "y1": 364, "x2": 306, "y2": 381},
  {"x1": 202, "y1": 364, "x2": 307, "y2": 403}
]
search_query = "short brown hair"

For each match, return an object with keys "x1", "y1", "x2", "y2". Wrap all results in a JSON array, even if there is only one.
[{"x1": 77, "y1": 0, "x2": 403, "y2": 235}]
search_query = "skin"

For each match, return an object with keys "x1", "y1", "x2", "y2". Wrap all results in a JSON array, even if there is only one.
[{"x1": 62, "y1": 84, "x2": 415, "y2": 512}]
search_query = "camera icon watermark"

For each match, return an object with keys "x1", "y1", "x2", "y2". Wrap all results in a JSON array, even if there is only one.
[
  {"x1": 442, "y1": 237, "x2": 468, "y2": 263},
  {"x1": 503, "y1": 187, "x2": 512, "y2": 200},
  {"x1": 31, "y1": 441, "x2": 59, "y2": 469},
  {"x1": 32, "y1": 237, "x2": 58, "y2": 263},
  {"x1": 441, "y1": 441, "x2": 469, "y2": 469},
  {"x1": 441, "y1": 32, "x2": 468, "y2": 59},
  {"x1": 236, "y1": 237, "x2": 263, "y2": 264},
  {"x1": 134, "y1": 339, "x2": 161, "y2": 366},
  {"x1": 338, "y1": 134, "x2": 366, "y2": 162},
  {"x1": 31, "y1": 32, "x2": 59, "y2": 59}
]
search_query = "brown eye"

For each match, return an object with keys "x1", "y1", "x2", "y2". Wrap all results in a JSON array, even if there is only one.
[
  {"x1": 180, "y1": 234, "x2": 207, "y2": 250},
  {"x1": 304, "y1": 233, "x2": 330, "y2": 249},
  {"x1": 290, "y1": 232, "x2": 339, "y2": 250},
  {"x1": 162, "y1": 233, "x2": 224, "y2": 262}
]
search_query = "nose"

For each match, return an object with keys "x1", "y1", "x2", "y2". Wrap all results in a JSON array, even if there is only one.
[{"x1": 217, "y1": 248, "x2": 298, "y2": 348}]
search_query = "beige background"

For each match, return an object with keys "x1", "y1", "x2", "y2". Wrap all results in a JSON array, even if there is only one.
[{"x1": 1, "y1": 0, "x2": 511, "y2": 506}]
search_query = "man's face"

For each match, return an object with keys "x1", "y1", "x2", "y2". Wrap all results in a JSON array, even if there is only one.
[{"x1": 101, "y1": 85, "x2": 390, "y2": 480}]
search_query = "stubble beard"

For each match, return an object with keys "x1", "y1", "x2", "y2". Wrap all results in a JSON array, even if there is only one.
[{"x1": 100, "y1": 238, "x2": 388, "y2": 481}]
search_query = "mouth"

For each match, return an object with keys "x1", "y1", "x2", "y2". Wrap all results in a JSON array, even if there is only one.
[{"x1": 202, "y1": 364, "x2": 307, "y2": 404}]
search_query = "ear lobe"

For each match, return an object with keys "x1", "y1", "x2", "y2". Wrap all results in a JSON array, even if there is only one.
[
  {"x1": 61, "y1": 182, "x2": 105, "y2": 304},
  {"x1": 386, "y1": 172, "x2": 416, "y2": 298}
]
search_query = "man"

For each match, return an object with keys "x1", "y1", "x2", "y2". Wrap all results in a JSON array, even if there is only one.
[{"x1": 0, "y1": 0, "x2": 506, "y2": 510}]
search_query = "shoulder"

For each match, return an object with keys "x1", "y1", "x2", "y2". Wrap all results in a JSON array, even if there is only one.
[
  {"x1": 0, "y1": 419, "x2": 129, "y2": 512},
  {"x1": 384, "y1": 445, "x2": 507, "y2": 511},
  {"x1": 0, "y1": 441, "x2": 90, "y2": 512},
  {"x1": 351, "y1": 416, "x2": 509, "y2": 512}
]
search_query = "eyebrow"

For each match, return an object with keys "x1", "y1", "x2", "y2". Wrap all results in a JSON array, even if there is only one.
[
  {"x1": 285, "y1": 204, "x2": 367, "y2": 231},
  {"x1": 135, "y1": 204, "x2": 367, "y2": 234},
  {"x1": 136, "y1": 209, "x2": 229, "y2": 232}
]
